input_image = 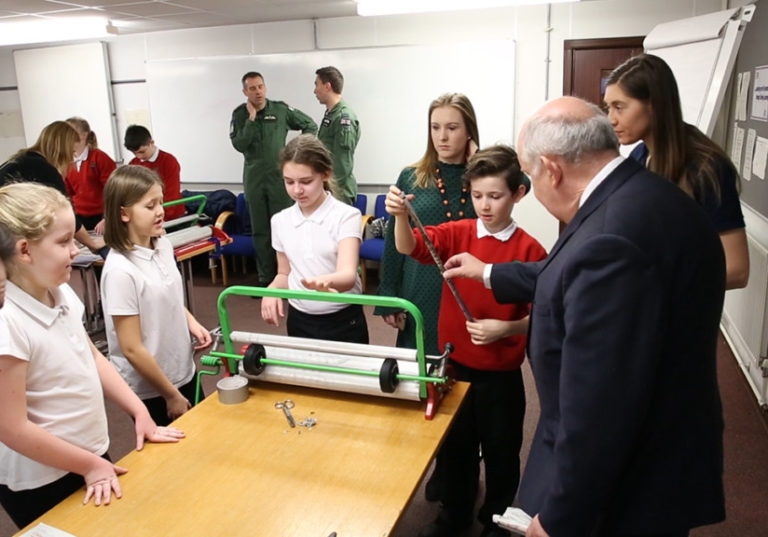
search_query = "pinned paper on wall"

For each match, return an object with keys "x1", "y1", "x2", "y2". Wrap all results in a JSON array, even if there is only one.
[
  {"x1": 752, "y1": 135, "x2": 768, "y2": 180},
  {"x1": 731, "y1": 123, "x2": 745, "y2": 172},
  {"x1": 737, "y1": 71, "x2": 750, "y2": 121},
  {"x1": 752, "y1": 65, "x2": 768, "y2": 121},
  {"x1": 743, "y1": 128, "x2": 757, "y2": 181}
]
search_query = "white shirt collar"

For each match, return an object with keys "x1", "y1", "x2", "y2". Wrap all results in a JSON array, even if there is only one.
[
  {"x1": 75, "y1": 146, "x2": 89, "y2": 163},
  {"x1": 6, "y1": 281, "x2": 69, "y2": 327},
  {"x1": 142, "y1": 146, "x2": 160, "y2": 163},
  {"x1": 289, "y1": 192, "x2": 334, "y2": 227},
  {"x1": 74, "y1": 146, "x2": 89, "y2": 171},
  {"x1": 476, "y1": 218, "x2": 518, "y2": 242},
  {"x1": 579, "y1": 156, "x2": 625, "y2": 207},
  {"x1": 129, "y1": 242, "x2": 160, "y2": 260}
]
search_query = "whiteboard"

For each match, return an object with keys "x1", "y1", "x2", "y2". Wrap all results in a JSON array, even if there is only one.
[
  {"x1": 146, "y1": 41, "x2": 515, "y2": 185},
  {"x1": 14, "y1": 42, "x2": 119, "y2": 160},
  {"x1": 644, "y1": 5, "x2": 754, "y2": 136}
]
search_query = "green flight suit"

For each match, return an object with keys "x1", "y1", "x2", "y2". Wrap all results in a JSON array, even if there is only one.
[
  {"x1": 317, "y1": 99, "x2": 360, "y2": 205},
  {"x1": 230, "y1": 99, "x2": 317, "y2": 285}
]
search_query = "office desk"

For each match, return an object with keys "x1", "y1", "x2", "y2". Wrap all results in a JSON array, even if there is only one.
[{"x1": 17, "y1": 381, "x2": 468, "y2": 537}]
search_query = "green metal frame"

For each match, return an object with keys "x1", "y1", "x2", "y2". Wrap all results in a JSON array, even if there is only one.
[
  {"x1": 163, "y1": 194, "x2": 207, "y2": 218},
  {"x1": 196, "y1": 285, "x2": 433, "y2": 402}
]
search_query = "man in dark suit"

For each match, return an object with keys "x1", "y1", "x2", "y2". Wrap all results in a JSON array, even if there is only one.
[{"x1": 443, "y1": 96, "x2": 726, "y2": 537}]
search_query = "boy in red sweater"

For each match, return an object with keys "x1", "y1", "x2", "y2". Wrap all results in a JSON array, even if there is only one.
[
  {"x1": 124, "y1": 125, "x2": 184, "y2": 221},
  {"x1": 386, "y1": 145, "x2": 547, "y2": 537}
]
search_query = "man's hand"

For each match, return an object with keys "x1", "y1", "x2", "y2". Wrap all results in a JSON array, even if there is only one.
[
  {"x1": 443, "y1": 252, "x2": 486, "y2": 282},
  {"x1": 246, "y1": 101, "x2": 257, "y2": 121},
  {"x1": 526, "y1": 515, "x2": 551, "y2": 537}
]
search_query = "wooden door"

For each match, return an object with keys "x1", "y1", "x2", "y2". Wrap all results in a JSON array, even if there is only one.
[
  {"x1": 558, "y1": 37, "x2": 645, "y2": 232},
  {"x1": 564, "y1": 37, "x2": 645, "y2": 106}
]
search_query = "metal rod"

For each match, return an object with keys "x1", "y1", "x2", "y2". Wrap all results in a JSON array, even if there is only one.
[
  {"x1": 207, "y1": 351, "x2": 447, "y2": 384},
  {"x1": 400, "y1": 194, "x2": 475, "y2": 322}
]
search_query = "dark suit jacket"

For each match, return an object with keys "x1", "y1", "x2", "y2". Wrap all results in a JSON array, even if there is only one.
[{"x1": 491, "y1": 158, "x2": 725, "y2": 537}]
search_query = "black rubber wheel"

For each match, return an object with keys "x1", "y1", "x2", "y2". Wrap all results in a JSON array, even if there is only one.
[
  {"x1": 242, "y1": 343, "x2": 266, "y2": 376},
  {"x1": 379, "y1": 358, "x2": 400, "y2": 393}
]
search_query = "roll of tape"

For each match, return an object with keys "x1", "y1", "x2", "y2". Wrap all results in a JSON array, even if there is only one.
[{"x1": 217, "y1": 375, "x2": 249, "y2": 404}]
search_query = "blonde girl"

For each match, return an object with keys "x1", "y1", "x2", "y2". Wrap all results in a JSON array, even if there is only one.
[
  {"x1": 0, "y1": 183, "x2": 183, "y2": 529},
  {"x1": 0, "y1": 120, "x2": 105, "y2": 254}
]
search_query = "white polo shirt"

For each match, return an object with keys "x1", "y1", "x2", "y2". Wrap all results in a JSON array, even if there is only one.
[
  {"x1": 271, "y1": 192, "x2": 362, "y2": 314},
  {"x1": 0, "y1": 282, "x2": 109, "y2": 491},
  {"x1": 101, "y1": 236, "x2": 194, "y2": 399}
]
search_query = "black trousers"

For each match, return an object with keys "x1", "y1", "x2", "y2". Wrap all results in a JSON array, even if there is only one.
[
  {"x1": 141, "y1": 376, "x2": 200, "y2": 427},
  {"x1": 77, "y1": 213, "x2": 103, "y2": 231},
  {"x1": 437, "y1": 361, "x2": 526, "y2": 526},
  {"x1": 287, "y1": 303, "x2": 369, "y2": 344},
  {"x1": 0, "y1": 453, "x2": 111, "y2": 529}
]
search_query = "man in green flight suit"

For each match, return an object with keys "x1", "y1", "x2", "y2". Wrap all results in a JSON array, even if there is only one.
[
  {"x1": 314, "y1": 66, "x2": 361, "y2": 206},
  {"x1": 230, "y1": 71, "x2": 317, "y2": 286}
]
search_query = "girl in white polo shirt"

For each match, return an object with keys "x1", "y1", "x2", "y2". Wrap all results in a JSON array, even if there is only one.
[
  {"x1": 261, "y1": 134, "x2": 368, "y2": 343},
  {"x1": 0, "y1": 183, "x2": 184, "y2": 530},
  {"x1": 101, "y1": 165, "x2": 212, "y2": 427}
]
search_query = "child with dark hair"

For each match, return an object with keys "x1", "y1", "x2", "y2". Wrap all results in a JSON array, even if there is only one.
[
  {"x1": 386, "y1": 144, "x2": 547, "y2": 537},
  {"x1": 123, "y1": 125, "x2": 184, "y2": 221}
]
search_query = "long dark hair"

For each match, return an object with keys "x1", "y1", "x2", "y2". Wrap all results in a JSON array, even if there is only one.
[{"x1": 607, "y1": 53, "x2": 738, "y2": 201}]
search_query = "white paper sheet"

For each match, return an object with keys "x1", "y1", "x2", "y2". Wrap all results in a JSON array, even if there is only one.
[
  {"x1": 492, "y1": 507, "x2": 532, "y2": 536},
  {"x1": 743, "y1": 129, "x2": 757, "y2": 181},
  {"x1": 18, "y1": 523, "x2": 77, "y2": 537},
  {"x1": 731, "y1": 123, "x2": 745, "y2": 172},
  {"x1": 737, "y1": 71, "x2": 750, "y2": 121},
  {"x1": 752, "y1": 136, "x2": 768, "y2": 180},
  {"x1": 751, "y1": 65, "x2": 768, "y2": 121}
]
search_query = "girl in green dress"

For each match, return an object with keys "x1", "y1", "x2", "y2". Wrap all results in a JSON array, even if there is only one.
[{"x1": 375, "y1": 93, "x2": 480, "y2": 356}]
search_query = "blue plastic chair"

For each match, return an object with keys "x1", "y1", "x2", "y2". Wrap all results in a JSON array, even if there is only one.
[
  {"x1": 353, "y1": 193, "x2": 367, "y2": 214},
  {"x1": 359, "y1": 194, "x2": 388, "y2": 292},
  {"x1": 214, "y1": 193, "x2": 255, "y2": 286}
]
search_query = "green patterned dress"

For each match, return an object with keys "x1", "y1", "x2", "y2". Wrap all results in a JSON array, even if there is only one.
[{"x1": 375, "y1": 162, "x2": 476, "y2": 356}]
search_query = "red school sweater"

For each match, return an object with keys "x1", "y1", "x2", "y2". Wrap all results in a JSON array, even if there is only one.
[
  {"x1": 130, "y1": 149, "x2": 184, "y2": 220},
  {"x1": 410, "y1": 218, "x2": 547, "y2": 371},
  {"x1": 65, "y1": 148, "x2": 116, "y2": 216}
]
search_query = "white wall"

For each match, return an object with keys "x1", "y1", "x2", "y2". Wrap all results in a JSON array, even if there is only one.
[
  {"x1": 0, "y1": 0, "x2": 731, "y2": 250},
  {"x1": 0, "y1": 48, "x2": 25, "y2": 163}
]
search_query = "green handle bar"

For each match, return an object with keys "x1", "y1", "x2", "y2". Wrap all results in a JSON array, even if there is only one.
[{"x1": 163, "y1": 194, "x2": 207, "y2": 217}]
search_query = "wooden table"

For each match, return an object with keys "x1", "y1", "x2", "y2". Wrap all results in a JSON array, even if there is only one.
[{"x1": 17, "y1": 381, "x2": 468, "y2": 537}]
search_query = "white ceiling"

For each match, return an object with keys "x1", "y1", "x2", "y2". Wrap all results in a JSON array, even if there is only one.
[{"x1": 0, "y1": 0, "x2": 360, "y2": 35}]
